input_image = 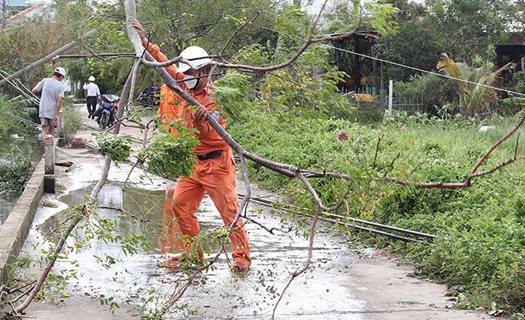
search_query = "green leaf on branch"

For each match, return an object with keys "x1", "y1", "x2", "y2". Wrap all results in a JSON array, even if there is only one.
[
  {"x1": 365, "y1": 2, "x2": 399, "y2": 36},
  {"x1": 142, "y1": 119, "x2": 200, "y2": 179},
  {"x1": 96, "y1": 133, "x2": 132, "y2": 164},
  {"x1": 213, "y1": 72, "x2": 255, "y2": 120}
]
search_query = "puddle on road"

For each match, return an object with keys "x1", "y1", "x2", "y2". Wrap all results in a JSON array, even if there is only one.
[{"x1": 24, "y1": 178, "x2": 366, "y2": 319}]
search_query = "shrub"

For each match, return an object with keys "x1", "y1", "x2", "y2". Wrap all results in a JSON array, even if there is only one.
[
  {"x1": 62, "y1": 106, "x2": 82, "y2": 145},
  {"x1": 0, "y1": 150, "x2": 32, "y2": 191},
  {"x1": 394, "y1": 74, "x2": 446, "y2": 114}
]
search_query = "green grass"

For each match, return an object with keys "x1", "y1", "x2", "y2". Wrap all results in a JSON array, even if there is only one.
[{"x1": 228, "y1": 110, "x2": 525, "y2": 314}]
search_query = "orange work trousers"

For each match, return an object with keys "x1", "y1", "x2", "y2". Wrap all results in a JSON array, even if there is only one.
[{"x1": 160, "y1": 149, "x2": 251, "y2": 269}]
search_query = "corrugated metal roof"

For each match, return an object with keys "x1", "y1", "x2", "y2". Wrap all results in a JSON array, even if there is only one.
[{"x1": 8, "y1": 0, "x2": 26, "y2": 6}]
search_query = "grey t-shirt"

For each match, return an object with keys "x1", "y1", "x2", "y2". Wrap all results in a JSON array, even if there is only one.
[{"x1": 34, "y1": 78, "x2": 65, "y2": 119}]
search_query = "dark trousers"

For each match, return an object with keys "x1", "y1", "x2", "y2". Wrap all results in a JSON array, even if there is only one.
[{"x1": 86, "y1": 96, "x2": 97, "y2": 115}]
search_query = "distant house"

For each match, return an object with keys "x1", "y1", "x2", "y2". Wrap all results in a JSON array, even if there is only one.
[
  {"x1": 495, "y1": 34, "x2": 525, "y2": 90},
  {"x1": 496, "y1": 34, "x2": 525, "y2": 70},
  {"x1": 5, "y1": 4, "x2": 44, "y2": 24},
  {"x1": 1, "y1": 0, "x2": 28, "y2": 13},
  {"x1": 1, "y1": 0, "x2": 28, "y2": 19},
  {"x1": 327, "y1": 31, "x2": 380, "y2": 96},
  {"x1": 8, "y1": 0, "x2": 28, "y2": 9}
]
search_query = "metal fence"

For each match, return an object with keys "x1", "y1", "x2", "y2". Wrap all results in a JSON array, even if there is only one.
[{"x1": 339, "y1": 85, "x2": 425, "y2": 114}]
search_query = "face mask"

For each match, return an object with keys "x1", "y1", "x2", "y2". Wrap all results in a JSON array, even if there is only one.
[{"x1": 184, "y1": 74, "x2": 199, "y2": 90}]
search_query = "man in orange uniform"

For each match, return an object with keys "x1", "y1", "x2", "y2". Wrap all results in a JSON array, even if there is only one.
[{"x1": 133, "y1": 21, "x2": 250, "y2": 272}]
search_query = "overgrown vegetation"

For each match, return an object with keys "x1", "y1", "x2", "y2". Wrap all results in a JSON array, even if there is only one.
[
  {"x1": 0, "y1": 95, "x2": 38, "y2": 192},
  {"x1": 228, "y1": 109, "x2": 525, "y2": 313},
  {"x1": 61, "y1": 100, "x2": 82, "y2": 145},
  {"x1": 0, "y1": 149, "x2": 32, "y2": 191}
]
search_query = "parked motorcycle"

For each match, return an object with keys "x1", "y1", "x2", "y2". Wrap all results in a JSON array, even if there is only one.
[
  {"x1": 137, "y1": 84, "x2": 159, "y2": 109},
  {"x1": 93, "y1": 94, "x2": 119, "y2": 129}
]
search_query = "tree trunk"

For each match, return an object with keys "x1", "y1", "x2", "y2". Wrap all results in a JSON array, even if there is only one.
[{"x1": 0, "y1": 29, "x2": 98, "y2": 87}]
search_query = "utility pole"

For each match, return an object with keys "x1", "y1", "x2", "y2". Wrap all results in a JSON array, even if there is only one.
[
  {"x1": 0, "y1": 29, "x2": 98, "y2": 87},
  {"x1": 388, "y1": 80, "x2": 393, "y2": 117}
]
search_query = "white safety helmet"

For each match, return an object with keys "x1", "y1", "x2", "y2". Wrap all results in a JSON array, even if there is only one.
[
  {"x1": 177, "y1": 46, "x2": 212, "y2": 73},
  {"x1": 88, "y1": 76, "x2": 95, "y2": 81},
  {"x1": 54, "y1": 67, "x2": 66, "y2": 77}
]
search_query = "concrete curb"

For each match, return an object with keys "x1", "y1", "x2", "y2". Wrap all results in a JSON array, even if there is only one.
[{"x1": 0, "y1": 158, "x2": 44, "y2": 283}]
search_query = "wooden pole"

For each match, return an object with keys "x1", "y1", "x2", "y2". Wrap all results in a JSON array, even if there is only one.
[
  {"x1": 388, "y1": 80, "x2": 393, "y2": 117},
  {"x1": 57, "y1": 110, "x2": 64, "y2": 147},
  {"x1": 43, "y1": 135, "x2": 55, "y2": 193},
  {"x1": 0, "y1": 29, "x2": 98, "y2": 87}
]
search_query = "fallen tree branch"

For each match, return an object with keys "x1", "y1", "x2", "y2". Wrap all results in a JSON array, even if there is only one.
[
  {"x1": 11, "y1": 205, "x2": 87, "y2": 315},
  {"x1": 53, "y1": 53, "x2": 136, "y2": 59},
  {"x1": 243, "y1": 214, "x2": 292, "y2": 235},
  {"x1": 372, "y1": 134, "x2": 382, "y2": 169},
  {"x1": 470, "y1": 112, "x2": 525, "y2": 177},
  {"x1": 387, "y1": 112, "x2": 525, "y2": 188},
  {"x1": 99, "y1": 206, "x2": 149, "y2": 222},
  {"x1": 219, "y1": 12, "x2": 261, "y2": 61},
  {"x1": 135, "y1": 1, "x2": 362, "y2": 75},
  {"x1": 91, "y1": 59, "x2": 139, "y2": 198}
]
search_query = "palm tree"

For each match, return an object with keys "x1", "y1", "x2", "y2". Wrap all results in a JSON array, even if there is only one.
[{"x1": 437, "y1": 53, "x2": 511, "y2": 115}]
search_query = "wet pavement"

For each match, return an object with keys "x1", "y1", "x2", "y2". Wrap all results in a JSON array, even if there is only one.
[
  {"x1": 14, "y1": 105, "x2": 494, "y2": 320},
  {"x1": 20, "y1": 161, "x2": 367, "y2": 319}
]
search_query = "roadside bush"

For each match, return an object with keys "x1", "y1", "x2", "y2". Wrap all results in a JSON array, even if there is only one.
[
  {"x1": 0, "y1": 150, "x2": 32, "y2": 191},
  {"x1": 0, "y1": 95, "x2": 29, "y2": 137},
  {"x1": 62, "y1": 106, "x2": 82, "y2": 145},
  {"x1": 394, "y1": 74, "x2": 446, "y2": 114},
  {"x1": 513, "y1": 71, "x2": 525, "y2": 94},
  {"x1": 353, "y1": 100, "x2": 384, "y2": 124}
]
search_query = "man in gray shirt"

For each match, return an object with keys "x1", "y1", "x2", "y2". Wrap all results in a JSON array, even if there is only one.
[{"x1": 32, "y1": 67, "x2": 66, "y2": 137}]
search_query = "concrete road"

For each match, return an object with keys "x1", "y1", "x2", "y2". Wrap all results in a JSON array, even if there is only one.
[{"x1": 12, "y1": 105, "x2": 495, "y2": 320}]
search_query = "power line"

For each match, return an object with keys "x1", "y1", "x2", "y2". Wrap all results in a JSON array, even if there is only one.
[
  {"x1": 238, "y1": 192, "x2": 433, "y2": 243},
  {"x1": 0, "y1": 70, "x2": 40, "y2": 104},
  {"x1": 255, "y1": 23, "x2": 525, "y2": 99},
  {"x1": 2, "y1": 114, "x2": 41, "y2": 133},
  {"x1": 321, "y1": 43, "x2": 525, "y2": 99}
]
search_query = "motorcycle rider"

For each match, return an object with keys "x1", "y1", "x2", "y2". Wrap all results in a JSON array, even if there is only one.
[{"x1": 92, "y1": 94, "x2": 117, "y2": 127}]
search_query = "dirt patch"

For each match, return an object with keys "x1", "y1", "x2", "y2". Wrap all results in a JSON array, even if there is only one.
[
  {"x1": 349, "y1": 257, "x2": 494, "y2": 320},
  {"x1": 21, "y1": 295, "x2": 134, "y2": 320}
]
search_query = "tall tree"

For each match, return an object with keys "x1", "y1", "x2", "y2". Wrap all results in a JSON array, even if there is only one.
[
  {"x1": 135, "y1": 0, "x2": 275, "y2": 56},
  {"x1": 430, "y1": 0, "x2": 510, "y2": 63},
  {"x1": 377, "y1": 0, "x2": 444, "y2": 81}
]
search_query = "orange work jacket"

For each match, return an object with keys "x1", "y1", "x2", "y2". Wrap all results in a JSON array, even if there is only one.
[{"x1": 146, "y1": 42, "x2": 230, "y2": 156}]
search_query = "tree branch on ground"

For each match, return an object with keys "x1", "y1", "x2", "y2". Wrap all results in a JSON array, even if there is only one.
[{"x1": 124, "y1": 0, "x2": 525, "y2": 314}]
